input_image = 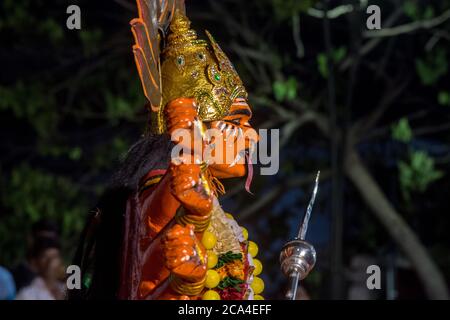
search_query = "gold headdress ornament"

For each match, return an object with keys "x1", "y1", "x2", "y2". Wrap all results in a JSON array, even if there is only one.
[{"x1": 131, "y1": 1, "x2": 247, "y2": 134}]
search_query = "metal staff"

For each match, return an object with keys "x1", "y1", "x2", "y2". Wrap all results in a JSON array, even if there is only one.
[{"x1": 280, "y1": 171, "x2": 320, "y2": 300}]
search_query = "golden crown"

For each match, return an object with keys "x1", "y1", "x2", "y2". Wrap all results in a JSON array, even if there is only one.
[
  {"x1": 162, "y1": 12, "x2": 208, "y2": 57},
  {"x1": 150, "y1": 11, "x2": 247, "y2": 134}
]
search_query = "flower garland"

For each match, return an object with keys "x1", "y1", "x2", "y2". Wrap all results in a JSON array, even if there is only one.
[{"x1": 201, "y1": 208, "x2": 265, "y2": 300}]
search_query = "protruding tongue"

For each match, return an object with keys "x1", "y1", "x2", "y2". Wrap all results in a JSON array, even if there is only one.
[{"x1": 245, "y1": 153, "x2": 253, "y2": 194}]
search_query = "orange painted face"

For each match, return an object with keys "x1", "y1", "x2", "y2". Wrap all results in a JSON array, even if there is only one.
[
  {"x1": 207, "y1": 98, "x2": 258, "y2": 179},
  {"x1": 163, "y1": 97, "x2": 258, "y2": 180}
]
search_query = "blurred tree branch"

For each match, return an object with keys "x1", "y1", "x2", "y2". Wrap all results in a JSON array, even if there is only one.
[
  {"x1": 364, "y1": 9, "x2": 450, "y2": 38},
  {"x1": 307, "y1": 4, "x2": 355, "y2": 19},
  {"x1": 292, "y1": 14, "x2": 305, "y2": 58},
  {"x1": 340, "y1": 7, "x2": 403, "y2": 71},
  {"x1": 345, "y1": 150, "x2": 449, "y2": 299},
  {"x1": 353, "y1": 77, "x2": 410, "y2": 142}
]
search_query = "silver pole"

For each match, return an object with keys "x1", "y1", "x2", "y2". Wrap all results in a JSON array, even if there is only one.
[{"x1": 280, "y1": 171, "x2": 320, "y2": 300}]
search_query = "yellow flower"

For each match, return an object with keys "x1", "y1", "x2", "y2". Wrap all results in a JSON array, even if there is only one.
[
  {"x1": 253, "y1": 259, "x2": 263, "y2": 276},
  {"x1": 248, "y1": 241, "x2": 258, "y2": 257},
  {"x1": 202, "y1": 231, "x2": 217, "y2": 250},
  {"x1": 241, "y1": 227, "x2": 248, "y2": 240},
  {"x1": 205, "y1": 270, "x2": 220, "y2": 288},
  {"x1": 251, "y1": 277, "x2": 264, "y2": 294},
  {"x1": 225, "y1": 213, "x2": 234, "y2": 219},
  {"x1": 207, "y1": 251, "x2": 218, "y2": 269},
  {"x1": 202, "y1": 290, "x2": 221, "y2": 300}
]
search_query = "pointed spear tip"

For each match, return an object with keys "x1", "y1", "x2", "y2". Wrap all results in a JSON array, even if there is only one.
[
  {"x1": 297, "y1": 170, "x2": 321, "y2": 240},
  {"x1": 314, "y1": 171, "x2": 320, "y2": 188}
]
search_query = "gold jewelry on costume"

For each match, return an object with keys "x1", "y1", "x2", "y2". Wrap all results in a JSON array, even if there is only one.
[
  {"x1": 169, "y1": 274, "x2": 206, "y2": 296},
  {"x1": 176, "y1": 211, "x2": 211, "y2": 233}
]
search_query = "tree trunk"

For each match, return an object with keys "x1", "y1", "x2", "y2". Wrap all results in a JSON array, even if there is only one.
[{"x1": 345, "y1": 150, "x2": 449, "y2": 299}]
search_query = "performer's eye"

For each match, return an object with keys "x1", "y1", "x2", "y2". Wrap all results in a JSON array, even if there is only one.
[
  {"x1": 225, "y1": 118, "x2": 243, "y2": 126},
  {"x1": 197, "y1": 52, "x2": 206, "y2": 61},
  {"x1": 176, "y1": 55, "x2": 185, "y2": 66}
]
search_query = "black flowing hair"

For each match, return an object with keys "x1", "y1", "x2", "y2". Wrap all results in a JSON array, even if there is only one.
[{"x1": 68, "y1": 133, "x2": 173, "y2": 300}]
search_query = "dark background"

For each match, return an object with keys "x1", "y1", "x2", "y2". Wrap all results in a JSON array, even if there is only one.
[{"x1": 1, "y1": 0, "x2": 450, "y2": 299}]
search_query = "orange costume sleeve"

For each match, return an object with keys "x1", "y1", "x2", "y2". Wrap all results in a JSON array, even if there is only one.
[{"x1": 118, "y1": 98, "x2": 212, "y2": 300}]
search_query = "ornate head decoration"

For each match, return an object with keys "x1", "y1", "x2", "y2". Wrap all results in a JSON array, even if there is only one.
[{"x1": 131, "y1": 1, "x2": 247, "y2": 134}]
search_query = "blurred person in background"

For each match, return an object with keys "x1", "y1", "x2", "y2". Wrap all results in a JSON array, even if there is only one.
[
  {"x1": 0, "y1": 266, "x2": 16, "y2": 300},
  {"x1": 12, "y1": 219, "x2": 60, "y2": 291},
  {"x1": 15, "y1": 237, "x2": 65, "y2": 300},
  {"x1": 30, "y1": 219, "x2": 60, "y2": 241}
]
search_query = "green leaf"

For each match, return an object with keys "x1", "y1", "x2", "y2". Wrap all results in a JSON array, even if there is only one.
[
  {"x1": 398, "y1": 150, "x2": 444, "y2": 199},
  {"x1": 273, "y1": 80, "x2": 287, "y2": 102},
  {"x1": 271, "y1": 0, "x2": 314, "y2": 21},
  {"x1": 38, "y1": 18, "x2": 64, "y2": 44},
  {"x1": 423, "y1": 6, "x2": 435, "y2": 20},
  {"x1": 416, "y1": 60, "x2": 434, "y2": 85},
  {"x1": 404, "y1": 2, "x2": 434, "y2": 20},
  {"x1": 316, "y1": 47, "x2": 346, "y2": 79},
  {"x1": 69, "y1": 147, "x2": 83, "y2": 161},
  {"x1": 215, "y1": 251, "x2": 242, "y2": 269},
  {"x1": 285, "y1": 77, "x2": 298, "y2": 101},
  {"x1": 317, "y1": 53, "x2": 328, "y2": 78},
  {"x1": 391, "y1": 118, "x2": 413, "y2": 143},
  {"x1": 105, "y1": 92, "x2": 136, "y2": 121},
  {"x1": 438, "y1": 91, "x2": 450, "y2": 106},
  {"x1": 273, "y1": 77, "x2": 298, "y2": 102},
  {"x1": 1, "y1": 164, "x2": 88, "y2": 265},
  {"x1": 415, "y1": 48, "x2": 448, "y2": 86},
  {"x1": 332, "y1": 47, "x2": 347, "y2": 63},
  {"x1": 83, "y1": 274, "x2": 92, "y2": 289},
  {"x1": 79, "y1": 29, "x2": 102, "y2": 57},
  {"x1": 217, "y1": 276, "x2": 244, "y2": 291},
  {"x1": 403, "y1": 1, "x2": 419, "y2": 20},
  {"x1": 0, "y1": 82, "x2": 58, "y2": 139}
]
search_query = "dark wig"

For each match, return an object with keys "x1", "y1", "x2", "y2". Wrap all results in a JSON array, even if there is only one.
[{"x1": 68, "y1": 133, "x2": 172, "y2": 300}]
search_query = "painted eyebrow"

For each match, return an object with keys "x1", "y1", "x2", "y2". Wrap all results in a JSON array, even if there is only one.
[{"x1": 228, "y1": 109, "x2": 252, "y2": 117}]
